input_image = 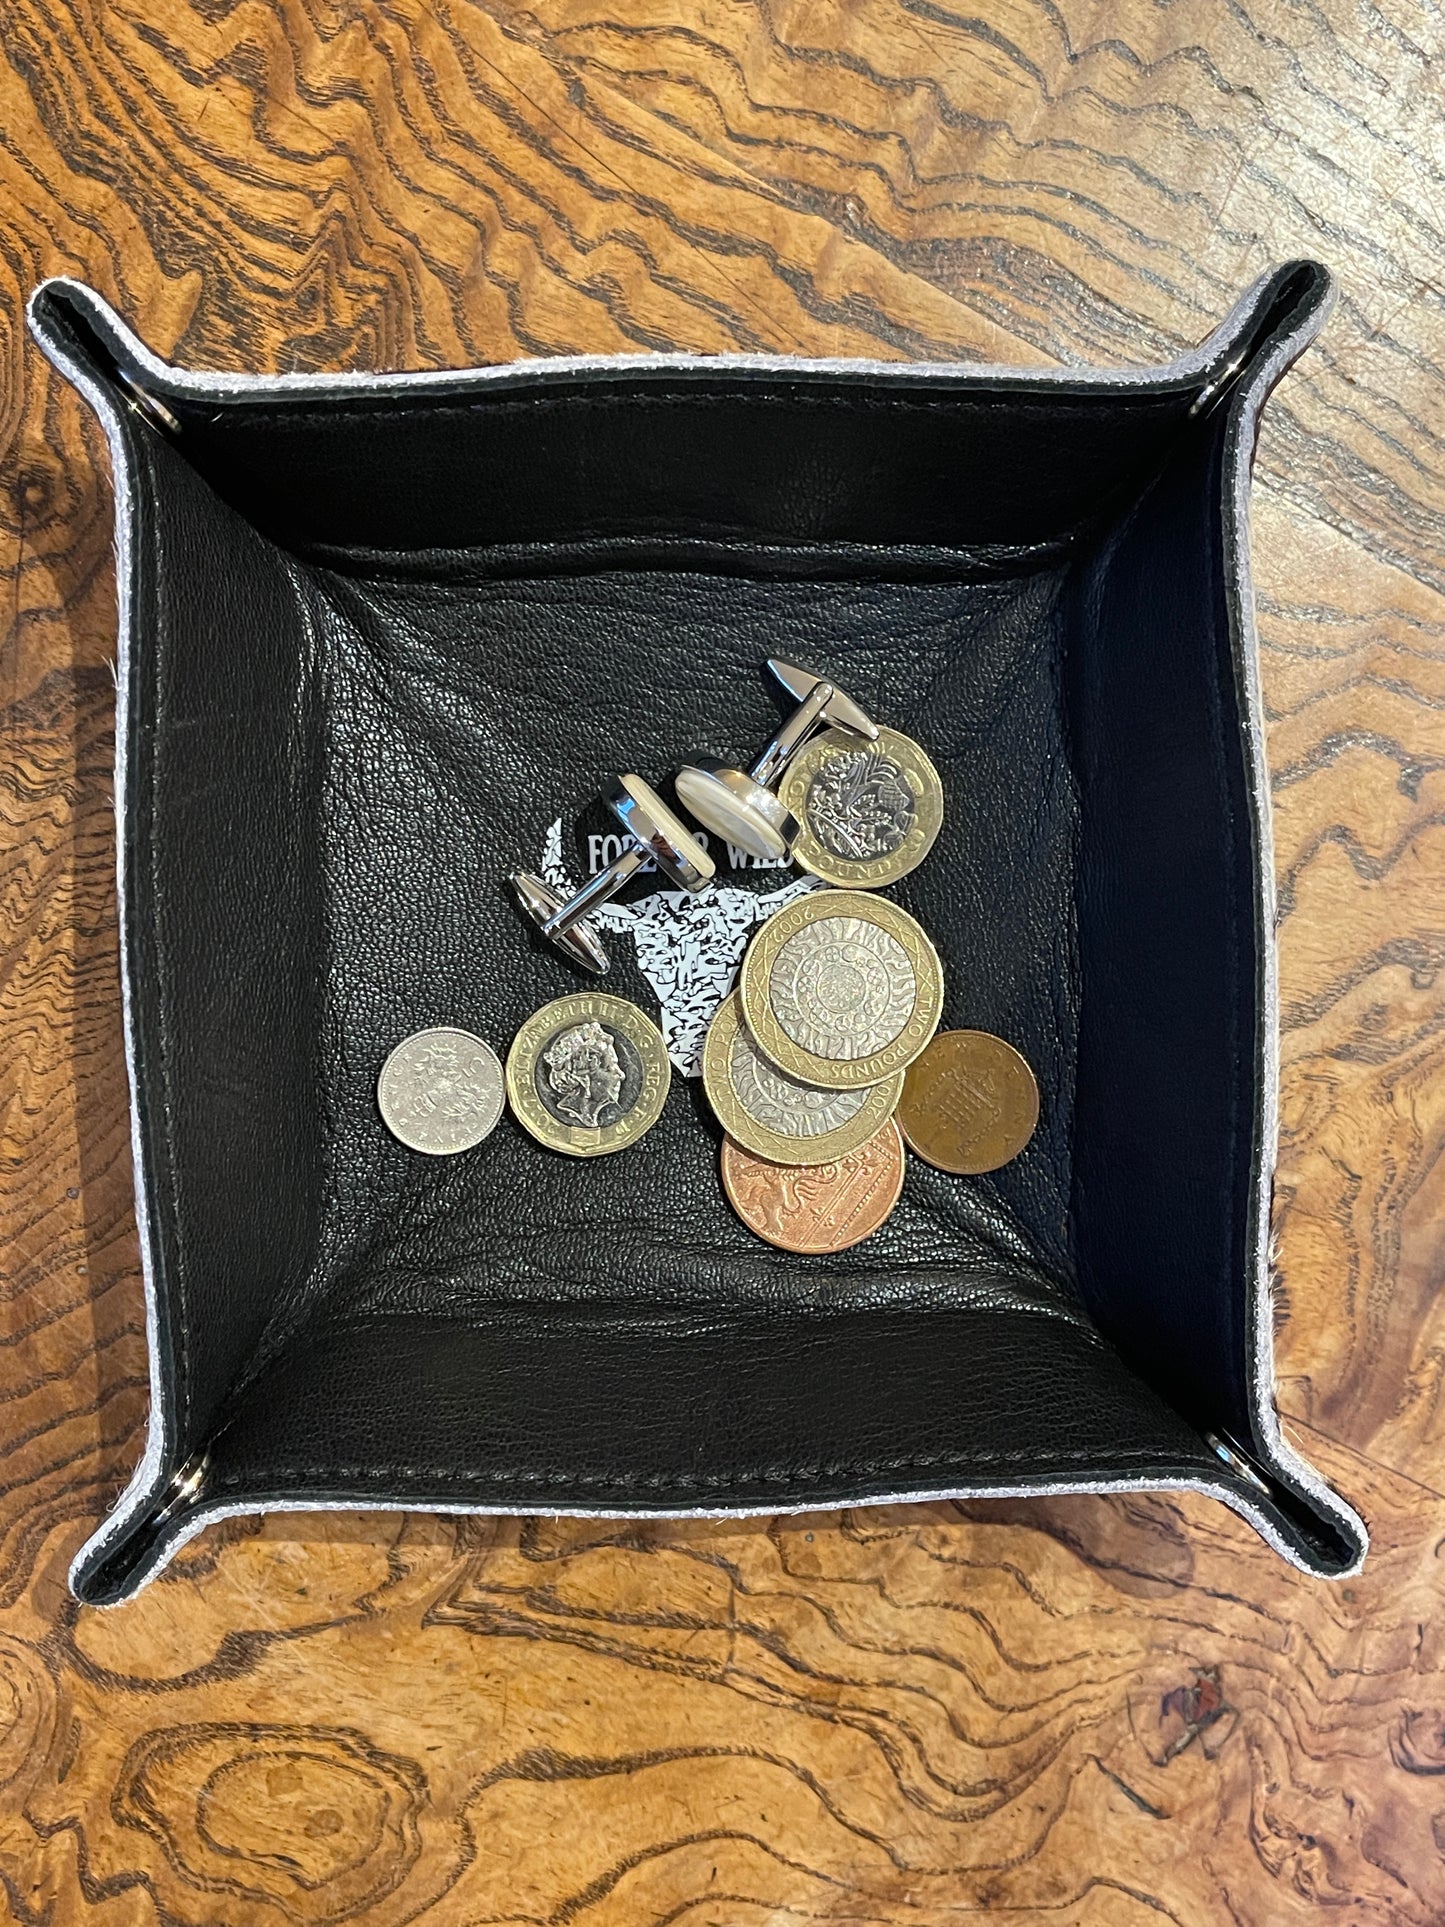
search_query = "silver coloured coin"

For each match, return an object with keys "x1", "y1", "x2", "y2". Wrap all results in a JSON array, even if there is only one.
[
  {"x1": 767, "y1": 915, "x2": 917, "y2": 1063},
  {"x1": 377, "y1": 1027, "x2": 506, "y2": 1154},
  {"x1": 729, "y1": 1017, "x2": 870, "y2": 1140},
  {"x1": 806, "y1": 747, "x2": 916, "y2": 860}
]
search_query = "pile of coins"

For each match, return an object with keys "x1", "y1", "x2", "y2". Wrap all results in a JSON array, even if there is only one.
[
  {"x1": 699, "y1": 890, "x2": 1038, "y2": 1252},
  {"x1": 376, "y1": 659, "x2": 1040, "y2": 1256}
]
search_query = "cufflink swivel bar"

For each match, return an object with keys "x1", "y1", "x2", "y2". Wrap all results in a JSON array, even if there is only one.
[
  {"x1": 513, "y1": 772, "x2": 715, "y2": 974},
  {"x1": 674, "y1": 658, "x2": 877, "y2": 862}
]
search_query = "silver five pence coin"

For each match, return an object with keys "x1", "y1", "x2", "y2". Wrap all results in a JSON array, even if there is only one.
[{"x1": 377, "y1": 1026, "x2": 506, "y2": 1154}]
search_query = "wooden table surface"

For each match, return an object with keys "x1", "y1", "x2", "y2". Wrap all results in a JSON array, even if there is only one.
[{"x1": 2, "y1": 2, "x2": 1443, "y2": 1920}]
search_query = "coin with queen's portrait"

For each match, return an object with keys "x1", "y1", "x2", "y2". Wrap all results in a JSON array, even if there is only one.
[
  {"x1": 539, "y1": 1019, "x2": 634, "y2": 1130},
  {"x1": 506, "y1": 993, "x2": 670, "y2": 1157}
]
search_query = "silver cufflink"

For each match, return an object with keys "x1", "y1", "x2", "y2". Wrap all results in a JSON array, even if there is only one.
[
  {"x1": 513, "y1": 773, "x2": 716, "y2": 974},
  {"x1": 674, "y1": 659, "x2": 877, "y2": 861}
]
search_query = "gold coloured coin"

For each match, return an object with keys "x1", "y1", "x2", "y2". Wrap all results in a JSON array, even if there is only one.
[
  {"x1": 778, "y1": 724, "x2": 944, "y2": 889},
  {"x1": 702, "y1": 991, "x2": 904, "y2": 1166},
  {"x1": 506, "y1": 992, "x2": 670, "y2": 1157},
  {"x1": 739, "y1": 890, "x2": 943, "y2": 1091},
  {"x1": 897, "y1": 1029, "x2": 1040, "y2": 1174},
  {"x1": 720, "y1": 1120, "x2": 906, "y2": 1253}
]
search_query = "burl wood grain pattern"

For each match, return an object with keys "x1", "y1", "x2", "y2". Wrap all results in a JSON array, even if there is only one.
[{"x1": 1, "y1": 0, "x2": 1443, "y2": 1919}]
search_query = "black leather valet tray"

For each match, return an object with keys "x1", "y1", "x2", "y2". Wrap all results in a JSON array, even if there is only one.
[{"x1": 29, "y1": 262, "x2": 1366, "y2": 1604}]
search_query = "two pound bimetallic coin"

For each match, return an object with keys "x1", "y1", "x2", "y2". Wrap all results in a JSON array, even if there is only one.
[
  {"x1": 778, "y1": 724, "x2": 943, "y2": 889},
  {"x1": 898, "y1": 1029, "x2": 1040, "y2": 1174},
  {"x1": 378, "y1": 1027, "x2": 506, "y2": 1155},
  {"x1": 739, "y1": 890, "x2": 943, "y2": 1092},
  {"x1": 506, "y1": 992, "x2": 670, "y2": 1157},
  {"x1": 702, "y1": 991, "x2": 904, "y2": 1167}
]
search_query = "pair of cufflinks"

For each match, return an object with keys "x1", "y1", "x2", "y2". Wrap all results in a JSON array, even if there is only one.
[{"x1": 512, "y1": 660, "x2": 878, "y2": 976}]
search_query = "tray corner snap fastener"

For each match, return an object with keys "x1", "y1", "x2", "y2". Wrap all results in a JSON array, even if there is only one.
[
  {"x1": 673, "y1": 659, "x2": 877, "y2": 863},
  {"x1": 512, "y1": 772, "x2": 715, "y2": 974}
]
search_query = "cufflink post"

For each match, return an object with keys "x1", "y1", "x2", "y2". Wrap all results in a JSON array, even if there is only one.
[
  {"x1": 513, "y1": 773, "x2": 715, "y2": 974},
  {"x1": 673, "y1": 660, "x2": 878, "y2": 862}
]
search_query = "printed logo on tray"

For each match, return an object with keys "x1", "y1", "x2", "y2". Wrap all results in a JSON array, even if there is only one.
[
  {"x1": 582, "y1": 831, "x2": 789, "y2": 877},
  {"x1": 540, "y1": 819, "x2": 819, "y2": 1078}
]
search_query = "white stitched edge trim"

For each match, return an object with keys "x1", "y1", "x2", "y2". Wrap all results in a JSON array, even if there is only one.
[
  {"x1": 33, "y1": 269, "x2": 1289, "y2": 401},
  {"x1": 87, "y1": 1464, "x2": 1363, "y2": 1609},
  {"x1": 1223, "y1": 282, "x2": 1369, "y2": 1571},
  {"x1": 27, "y1": 314, "x2": 179, "y2": 1576}
]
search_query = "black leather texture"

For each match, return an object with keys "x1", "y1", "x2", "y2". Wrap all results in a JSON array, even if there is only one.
[{"x1": 27, "y1": 263, "x2": 1367, "y2": 1603}]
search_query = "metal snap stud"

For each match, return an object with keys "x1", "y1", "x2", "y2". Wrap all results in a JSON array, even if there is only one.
[
  {"x1": 512, "y1": 772, "x2": 716, "y2": 974},
  {"x1": 674, "y1": 658, "x2": 877, "y2": 862}
]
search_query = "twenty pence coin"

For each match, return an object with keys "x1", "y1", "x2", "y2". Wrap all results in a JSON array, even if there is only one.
[
  {"x1": 897, "y1": 1029, "x2": 1040, "y2": 1174},
  {"x1": 739, "y1": 889, "x2": 943, "y2": 1091},
  {"x1": 506, "y1": 992, "x2": 670, "y2": 1157},
  {"x1": 779, "y1": 723, "x2": 944, "y2": 889},
  {"x1": 378, "y1": 1027, "x2": 505, "y2": 1155},
  {"x1": 720, "y1": 1119, "x2": 906, "y2": 1253},
  {"x1": 702, "y1": 990, "x2": 903, "y2": 1166}
]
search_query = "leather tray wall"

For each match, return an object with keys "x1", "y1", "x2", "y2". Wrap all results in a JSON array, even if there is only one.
[{"x1": 28, "y1": 262, "x2": 1367, "y2": 1605}]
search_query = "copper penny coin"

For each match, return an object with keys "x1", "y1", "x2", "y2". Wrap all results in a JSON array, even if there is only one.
[
  {"x1": 897, "y1": 1029, "x2": 1039, "y2": 1174},
  {"x1": 720, "y1": 1119, "x2": 906, "y2": 1254}
]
